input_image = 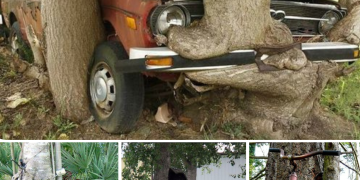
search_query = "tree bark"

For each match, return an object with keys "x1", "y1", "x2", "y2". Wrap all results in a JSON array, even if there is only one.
[
  {"x1": 41, "y1": 0, "x2": 105, "y2": 121},
  {"x1": 183, "y1": 159, "x2": 197, "y2": 180},
  {"x1": 328, "y1": 0, "x2": 360, "y2": 43},
  {"x1": 266, "y1": 143, "x2": 324, "y2": 180},
  {"x1": 182, "y1": 61, "x2": 339, "y2": 139},
  {"x1": 166, "y1": 0, "x2": 354, "y2": 139},
  {"x1": 22, "y1": 142, "x2": 53, "y2": 180},
  {"x1": 323, "y1": 143, "x2": 340, "y2": 180},
  {"x1": 167, "y1": 0, "x2": 292, "y2": 60},
  {"x1": 154, "y1": 143, "x2": 171, "y2": 180}
]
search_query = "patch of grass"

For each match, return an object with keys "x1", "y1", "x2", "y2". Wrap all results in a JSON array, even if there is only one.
[
  {"x1": 37, "y1": 106, "x2": 50, "y2": 118},
  {"x1": 12, "y1": 113, "x2": 23, "y2": 128},
  {"x1": 44, "y1": 131, "x2": 56, "y2": 140},
  {"x1": 4, "y1": 70, "x2": 16, "y2": 78},
  {"x1": 221, "y1": 122, "x2": 243, "y2": 138},
  {"x1": 0, "y1": 124, "x2": 9, "y2": 139},
  {"x1": 53, "y1": 115, "x2": 78, "y2": 133},
  {"x1": 321, "y1": 61, "x2": 360, "y2": 122},
  {"x1": 202, "y1": 122, "x2": 218, "y2": 140},
  {"x1": 352, "y1": 124, "x2": 360, "y2": 139},
  {"x1": 203, "y1": 128, "x2": 215, "y2": 140},
  {"x1": 38, "y1": 106, "x2": 49, "y2": 113}
]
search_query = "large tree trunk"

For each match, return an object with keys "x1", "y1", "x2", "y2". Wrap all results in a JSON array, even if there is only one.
[
  {"x1": 183, "y1": 160, "x2": 197, "y2": 180},
  {"x1": 266, "y1": 143, "x2": 325, "y2": 180},
  {"x1": 154, "y1": 143, "x2": 171, "y2": 180},
  {"x1": 21, "y1": 142, "x2": 53, "y2": 180},
  {"x1": 167, "y1": 0, "x2": 353, "y2": 139},
  {"x1": 41, "y1": 0, "x2": 105, "y2": 121}
]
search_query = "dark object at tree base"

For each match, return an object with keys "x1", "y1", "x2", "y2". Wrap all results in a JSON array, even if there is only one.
[
  {"x1": 314, "y1": 172, "x2": 323, "y2": 180},
  {"x1": 0, "y1": 25, "x2": 9, "y2": 39},
  {"x1": 169, "y1": 168, "x2": 187, "y2": 180}
]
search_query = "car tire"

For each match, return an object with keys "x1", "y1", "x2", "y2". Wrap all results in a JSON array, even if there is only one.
[
  {"x1": 88, "y1": 41, "x2": 144, "y2": 134},
  {"x1": 9, "y1": 22, "x2": 33, "y2": 62}
]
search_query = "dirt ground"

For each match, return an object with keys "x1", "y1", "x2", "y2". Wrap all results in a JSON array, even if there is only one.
[{"x1": 0, "y1": 45, "x2": 358, "y2": 140}]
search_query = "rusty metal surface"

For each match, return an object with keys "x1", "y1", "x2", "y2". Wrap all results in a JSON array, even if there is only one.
[
  {"x1": 100, "y1": 0, "x2": 160, "y2": 53},
  {"x1": 1, "y1": 0, "x2": 42, "y2": 41},
  {"x1": 1, "y1": 0, "x2": 163, "y2": 52}
]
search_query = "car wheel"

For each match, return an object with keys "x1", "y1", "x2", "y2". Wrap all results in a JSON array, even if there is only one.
[
  {"x1": 88, "y1": 41, "x2": 144, "y2": 134},
  {"x1": 9, "y1": 22, "x2": 33, "y2": 62}
]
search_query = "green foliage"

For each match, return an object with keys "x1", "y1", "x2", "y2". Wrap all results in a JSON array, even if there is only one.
[
  {"x1": 122, "y1": 143, "x2": 246, "y2": 180},
  {"x1": 321, "y1": 61, "x2": 360, "y2": 122},
  {"x1": 122, "y1": 143, "x2": 156, "y2": 180},
  {"x1": 249, "y1": 143, "x2": 268, "y2": 180},
  {"x1": 12, "y1": 113, "x2": 23, "y2": 128},
  {"x1": 61, "y1": 143, "x2": 118, "y2": 180},
  {"x1": 0, "y1": 143, "x2": 21, "y2": 177},
  {"x1": 221, "y1": 122, "x2": 244, "y2": 139},
  {"x1": 20, "y1": 45, "x2": 34, "y2": 63},
  {"x1": 53, "y1": 115, "x2": 78, "y2": 133}
]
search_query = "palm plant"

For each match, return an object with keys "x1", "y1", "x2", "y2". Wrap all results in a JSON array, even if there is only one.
[
  {"x1": 0, "y1": 143, "x2": 21, "y2": 177},
  {"x1": 62, "y1": 143, "x2": 118, "y2": 180}
]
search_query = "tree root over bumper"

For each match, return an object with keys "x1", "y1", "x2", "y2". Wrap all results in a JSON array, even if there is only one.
[{"x1": 182, "y1": 61, "x2": 347, "y2": 139}]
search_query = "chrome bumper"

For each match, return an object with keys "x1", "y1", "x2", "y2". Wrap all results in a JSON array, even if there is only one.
[{"x1": 115, "y1": 42, "x2": 359, "y2": 73}]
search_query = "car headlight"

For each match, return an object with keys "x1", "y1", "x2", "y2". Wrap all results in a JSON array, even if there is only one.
[
  {"x1": 318, "y1": 10, "x2": 341, "y2": 35},
  {"x1": 156, "y1": 6, "x2": 187, "y2": 35}
]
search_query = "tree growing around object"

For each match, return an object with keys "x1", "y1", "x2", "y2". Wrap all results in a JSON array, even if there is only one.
[
  {"x1": 166, "y1": 0, "x2": 360, "y2": 139},
  {"x1": 250, "y1": 142, "x2": 360, "y2": 180},
  {"x1": 265, "y1": 143, "x2": 340, "y2": 180},
  {"x1": 19, "y1": 142, "x2": 53, "y2": 180},
  {"x1": 10, "y1": 0, "x2": 360, "y2": 138},
  {"x1": 122, "y1": 143, "x2": 246, "y2": 180}
]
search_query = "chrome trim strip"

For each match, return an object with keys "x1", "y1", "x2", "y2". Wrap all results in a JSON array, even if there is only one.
[
  {"x1": 314, "y1": 59, "x2": 359, "y2": 63},
  {"x1": 190, "y1": 15, "x2": 203, "y2": 18},
  {"x1": 272, "y1": 1, "x2": 339, "y2": 11},
  {"x1": 156, "y1": 65, "x2": 237, "y2": 72},
  {"x1": 302, "y1": 42, "x2": 358, "y2": 50},
  {"x1": 292, "y1": 35, "x2": 319, "y2": 37},
  {"x1": 285, "y1": 16, "x2": 329, "y2": 21}
]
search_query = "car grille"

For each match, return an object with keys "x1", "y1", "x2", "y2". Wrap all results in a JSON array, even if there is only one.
[
  {"x1": 149, "y1": 0, "x2": 345, "y2": 37},
  {"x1": 271, "y1": 1, "x2": 344, "y2": 36}
]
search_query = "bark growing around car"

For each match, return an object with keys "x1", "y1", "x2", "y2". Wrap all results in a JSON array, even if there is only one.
[
  {"x1": 41, "y1": 0, "x2": 105, "y2": 121},
  {"x1": 328, "y1": 0, "x2": 360, "y2": 43},
  {"x1": 167, "y1": 0, "x2": 349, "y2": 139},
  {"x1": 265, "y1": 143, "x2": 335, "y2": 180},
  {"x1": 167, "y1": 0, "x2": 293, "y2": 60}
]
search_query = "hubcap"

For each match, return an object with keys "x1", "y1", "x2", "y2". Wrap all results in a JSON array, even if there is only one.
[
  {"x1": 95, "y1": 77, "x2": 107, "y2": 102},
  {"x1": 90, "y1": 63, "x2": 116, "y2": 115}
]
